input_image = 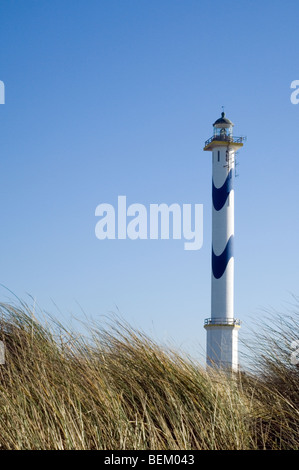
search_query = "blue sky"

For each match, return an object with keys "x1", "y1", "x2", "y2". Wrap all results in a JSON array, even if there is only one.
[{"x1": 1, "y1": 0, "x2": 299, "y2": 364}]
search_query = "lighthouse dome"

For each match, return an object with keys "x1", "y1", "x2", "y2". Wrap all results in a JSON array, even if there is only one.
[{"x1": 213, "y1": 112, "x2": 234, "y2": 128}]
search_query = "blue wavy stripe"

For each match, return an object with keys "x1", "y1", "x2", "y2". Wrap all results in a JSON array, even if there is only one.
[
  {"x1": 212, "y1": 169, "x2": 234, "y2": 211},
  {"x1": 212, "y1": 235, "x2": 234, "y2": 279}
]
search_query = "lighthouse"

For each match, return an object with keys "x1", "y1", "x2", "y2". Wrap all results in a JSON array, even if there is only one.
[{"x1": 203, "y1": 112, "x2": 245, "y2": 372}]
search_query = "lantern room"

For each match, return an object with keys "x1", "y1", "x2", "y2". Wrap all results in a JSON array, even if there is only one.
[{"x1": 213, "y1": 112, "x2": 233, "y2": 139}]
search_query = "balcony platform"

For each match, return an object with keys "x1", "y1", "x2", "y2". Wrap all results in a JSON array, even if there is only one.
[
  {"x1": 204, "y1": 317, "x2": 241, "y2": 328},
  {"x1": 203, "y1": 135, "x2": 245, "y2": 151}
]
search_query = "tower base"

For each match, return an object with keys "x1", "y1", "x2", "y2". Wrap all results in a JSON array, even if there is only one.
[{"x1": 204, "y1": 319, "x2": 240, "y2": 372}]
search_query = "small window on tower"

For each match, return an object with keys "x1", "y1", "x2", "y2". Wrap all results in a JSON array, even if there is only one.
[{"x1": 218, "y1": 151, "x2": 220, "y2": 162}]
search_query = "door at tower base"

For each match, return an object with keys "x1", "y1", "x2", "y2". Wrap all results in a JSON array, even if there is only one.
[{"x1": 205, "y1": 325, "x2": 239, "y2": 371}]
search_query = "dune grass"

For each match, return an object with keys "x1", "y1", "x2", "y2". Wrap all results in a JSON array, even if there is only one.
[{"x1": 0, "y1": 301, "x2": 298, "y2": 450}]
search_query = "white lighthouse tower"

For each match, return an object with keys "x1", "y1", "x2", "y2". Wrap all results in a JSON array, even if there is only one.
[{"x1": 204, "y1": 112, "x2": 245, "y2": 372}]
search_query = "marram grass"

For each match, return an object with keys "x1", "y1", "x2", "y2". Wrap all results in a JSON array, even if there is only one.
[{"x1": 0, "y1": 301, "x2": 298, "y2": 450}]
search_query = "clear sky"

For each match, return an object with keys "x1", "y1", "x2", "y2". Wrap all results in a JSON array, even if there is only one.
[{"x1": 1, "y1": 0, "x2": 299, "y2": 364}]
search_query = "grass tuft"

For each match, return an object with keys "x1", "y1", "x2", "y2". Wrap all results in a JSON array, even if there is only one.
[{"x1": 0, "y1": 301, "x2": 298, "y2": 450}]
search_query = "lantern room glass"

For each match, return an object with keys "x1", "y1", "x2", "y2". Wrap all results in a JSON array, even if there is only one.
[{"x1": 213, "y1": 125, "x2": 233, "y2": 139}]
